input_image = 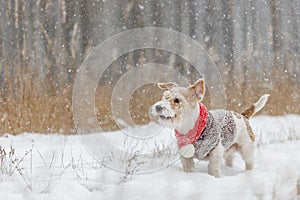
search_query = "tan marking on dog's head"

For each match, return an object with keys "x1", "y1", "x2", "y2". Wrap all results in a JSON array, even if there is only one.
[
  {"x1": 159, "y1": 87, "x2": 190, "y2": 123},
  {"x1": 152, "y1": 79, "x2": 206, "y2": 127},
  {"x1": 161, "y1": 78, "x2": 205, "y2": 111}
]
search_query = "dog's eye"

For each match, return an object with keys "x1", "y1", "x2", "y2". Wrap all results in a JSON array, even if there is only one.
[{"x1": 174, "y1": 98, "x2": 180, "y2": 104}]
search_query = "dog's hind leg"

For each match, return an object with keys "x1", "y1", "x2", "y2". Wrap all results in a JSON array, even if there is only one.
[
  {"x1": 208, "y1": 143, "x2": 224, "y2": 177},
  {"x1": 239, "y1": 141, "x2": 255, "y2": 170},
  {"x1": 224, "y1": 144, "x2": 238, "y2": 167},
  {"x1": 233, "y1": 114, "x2": 255, "y2": 170}
]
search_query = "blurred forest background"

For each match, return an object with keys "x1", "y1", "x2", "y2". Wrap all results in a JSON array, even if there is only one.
[{"x1": 0, "y1": 0, "x2": 299, "y2": 135}]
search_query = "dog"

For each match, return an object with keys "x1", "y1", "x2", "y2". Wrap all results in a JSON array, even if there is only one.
[{"x1": 151, "y1": 78, "x2": 269, "y2": 177}]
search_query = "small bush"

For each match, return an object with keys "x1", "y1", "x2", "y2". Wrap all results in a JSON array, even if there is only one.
[{"x1": 0, "y1": 145, "x2": 30, "y2": 177}]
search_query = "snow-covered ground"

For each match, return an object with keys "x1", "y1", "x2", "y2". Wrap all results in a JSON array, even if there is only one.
[{"x1": 0, "y1": 115, "x2": 300, "y2": 200}]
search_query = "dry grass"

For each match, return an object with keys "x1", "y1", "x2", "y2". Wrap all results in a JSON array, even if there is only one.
[
  {"x1": 0, "y1": 63, "x2": 73, "y2": 134},
  {"x1": 0, "y1": 58, "x2": 299, "y2": 135},
  {"x1": 1, "y1": 1, "x2": 299, "y2": 135},
  {"x1": 0, "y1": 0, "x2": 299, "y2": 136}
]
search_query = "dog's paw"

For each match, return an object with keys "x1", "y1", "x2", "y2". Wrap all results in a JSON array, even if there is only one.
[
  {"x1": 208, "y1": 170, "x2": 222, "y2": 178},
  {"x1": 225, "y1": 159, "x2": 233, "y2": 168},
  {"x1": 182, "y1": 167, "x2": 194, "y2": 173},
  {"x1": 245, "y1": 163, "x2": 254, "y2": 170}
]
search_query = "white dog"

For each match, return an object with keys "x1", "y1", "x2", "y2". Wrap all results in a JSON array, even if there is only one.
[{"x1": 151, "y1": 78, "x2": 269, "y2": 177}]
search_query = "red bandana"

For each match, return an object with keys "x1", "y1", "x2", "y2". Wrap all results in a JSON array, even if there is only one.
[{"x1": 175, "y1": 103, "x2": 208, "y2": 147}]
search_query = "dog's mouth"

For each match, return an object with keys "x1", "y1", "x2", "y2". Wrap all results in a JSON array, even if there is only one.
[{"x1": 159, "y1": 115, "x2": 176, "y2": 120}]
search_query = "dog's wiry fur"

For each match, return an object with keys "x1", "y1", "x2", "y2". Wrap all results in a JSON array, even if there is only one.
[{"x1": 152, "y1": 78, "x2": 269, "y2": 177}]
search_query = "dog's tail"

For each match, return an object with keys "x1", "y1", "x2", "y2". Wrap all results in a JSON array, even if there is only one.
[{"x1": 241, "y1": 94, "x2": 270, "y2": 119}]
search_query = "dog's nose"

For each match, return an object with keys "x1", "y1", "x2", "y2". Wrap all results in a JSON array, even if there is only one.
[{"x1": 155, "y1": 105, "x2": 163, "y2": 113}]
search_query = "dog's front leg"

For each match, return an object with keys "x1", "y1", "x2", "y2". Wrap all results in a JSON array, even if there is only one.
[
  {"x1": 180, "y1": 156, "x2": 194, "y2": 172},
  {"x1": 208, "y1": 143, "x2": 224, "y2": 178}
]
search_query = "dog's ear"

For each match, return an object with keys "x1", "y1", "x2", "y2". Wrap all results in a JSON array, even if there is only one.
[
  {"x1": 189, "y1": 78, "x2": 205, "y2": 101},
  {"x1": 157, "y1": 82, "x2": 177, "y2": 90}
]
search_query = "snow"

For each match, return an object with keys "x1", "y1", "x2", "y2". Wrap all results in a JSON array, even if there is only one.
[{"x1": 0, "y1": 115, "x2": 300, "y2": 200}]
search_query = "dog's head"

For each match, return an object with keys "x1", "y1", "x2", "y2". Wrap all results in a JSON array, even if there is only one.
[{"x1": 151, "y1": 78, "x2": 205, "y2": 129}]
